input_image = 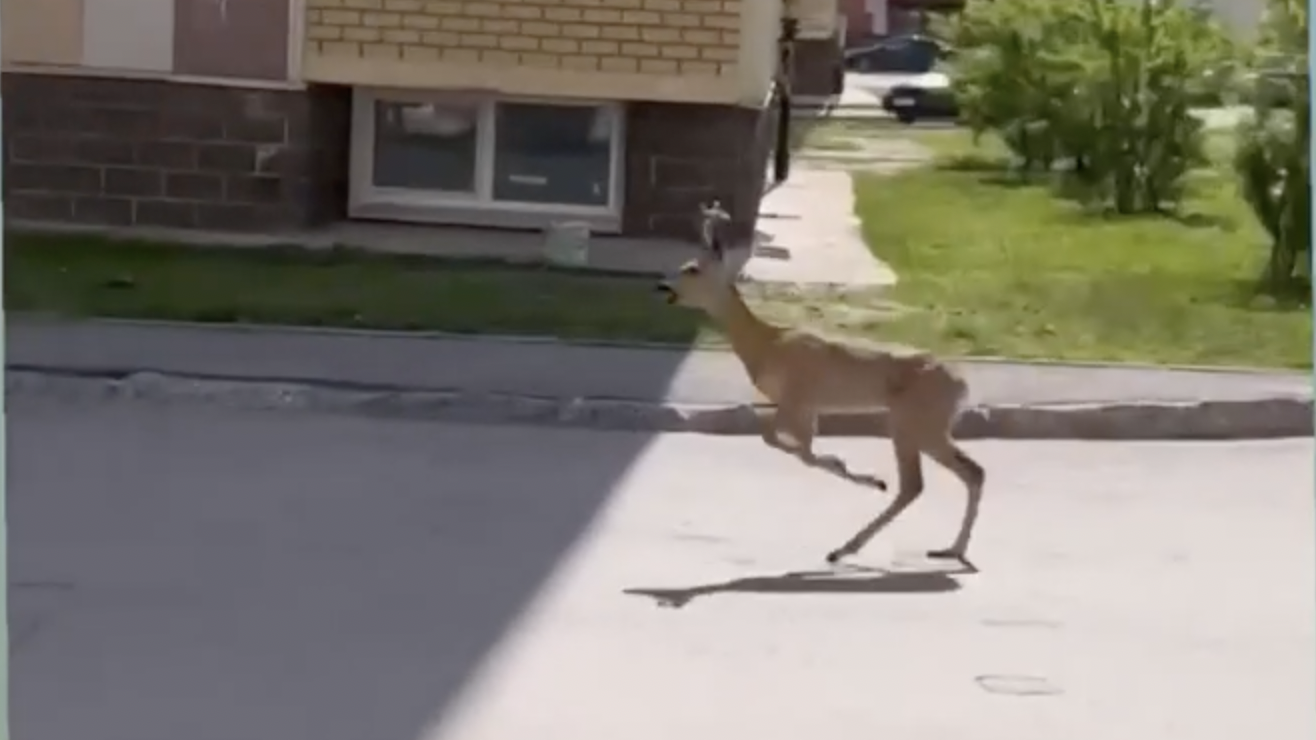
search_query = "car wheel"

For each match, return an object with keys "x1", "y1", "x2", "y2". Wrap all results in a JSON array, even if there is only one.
[{"x1": 895, "y1": 109, "x2": 918, "y2": 124}]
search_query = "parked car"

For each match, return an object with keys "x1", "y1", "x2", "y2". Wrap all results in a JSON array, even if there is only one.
[
  {"x1": 844, "y1": 34, "x2": 948, "y2": 74},
  {"x1": 881, "y1": 71, "x2": 959, "y2": 124}
]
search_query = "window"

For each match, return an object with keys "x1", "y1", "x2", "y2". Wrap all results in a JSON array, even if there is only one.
[
  {"x1": 350, "y1": 90, "x2": 623, "y2": 225},
  {"x1": 492, "y1": 102, "x2": 613, "y2": 207},
  {"x1": 372, "y1": 101, "x2": 479, "y2": 194}
]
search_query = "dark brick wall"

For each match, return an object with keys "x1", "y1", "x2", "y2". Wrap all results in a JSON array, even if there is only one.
[
  {"x1": 3, "y1": 72, "x2": 780, "y2": 242},
  {"x1": 623, "y1": 97, "x2": 775, "y2": 242},
  {"x1": 840, "y1": 0, "x2": 875, "y2": 45},
  {"x1": 2, "y1": 73, "x2": 350, "y2": 232},
  {"x1": 791, "y1": 36, "x2": 845, "y2": 99}
]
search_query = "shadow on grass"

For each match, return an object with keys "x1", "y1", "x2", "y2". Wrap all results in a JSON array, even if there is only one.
[
  {"x1": 1225, "y1": 275, "x2": 1313, "y2": 312},
  {"x1": 931, "y1": 153, "x2": 1047, "y2": 190},
  {"x1": 5, "y1": 230, "x2": 709, "y2": 344},
  {"x1": 788, "y1": 110, "x2": 920, "y2": 153},
  {"x1": 784, "y1": 107, "x2": 868, "y2": 152},
  {"x1": 789, "y1": 108, "x2": 830, "y2": 151},
  {"x1": 934, "y1": 152, "x2": 1012, "y2": 173},
  {"x1": 16, "y1": 232, "x2": 673, "y2": 279},
  {"x1": 935, "y1": 152, "x2": 1247, "y2": 235},
  {"x1": 1165, "y1": 211, "x2": 1240, "y2": 231}
]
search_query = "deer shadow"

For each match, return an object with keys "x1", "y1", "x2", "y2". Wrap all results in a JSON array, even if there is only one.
[{"x1": 624, "y1": 561, "x2": 975, "y2": 610}]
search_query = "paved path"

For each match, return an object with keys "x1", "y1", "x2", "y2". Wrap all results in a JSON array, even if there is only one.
[
  {"x1": 9, "y1": 318, "x2": 1309, "y2": 408},
  {"x1": 10, "y1": 395, "x2": 1313, "y2": 740},
  {"x1": 750, "y1": 168, "x2": 897, "y2": 286}
]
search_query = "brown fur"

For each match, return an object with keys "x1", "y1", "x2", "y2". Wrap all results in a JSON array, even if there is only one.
[{"x1": 657, "y1": 202, "x2": 986, "y2": 565}]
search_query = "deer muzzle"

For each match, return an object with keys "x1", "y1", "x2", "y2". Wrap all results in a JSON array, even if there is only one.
[{"x1": 655, "y1": 281, "x2": 677, "y2": 304}]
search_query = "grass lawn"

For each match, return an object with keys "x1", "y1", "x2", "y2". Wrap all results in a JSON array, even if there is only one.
[
  {"x1": 4, "y1": 231, "x2": 885, "y2": 349},
  {"x1": 849, "y1": 129, "x2": 1313, "y2": 368},
  {"x1": 794, "y1": 117, "x2": 876, "y2": 151},
  {"x1": 5, "y1": 233, "x2": 713, "y2": 345}
]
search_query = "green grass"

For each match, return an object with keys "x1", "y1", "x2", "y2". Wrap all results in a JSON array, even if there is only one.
[
  {"x1": 849, "y1": 133, "x2": 1313, "y2": 368},
  {"x1": 2, "y1": 231, "x2": 888, "y2": 351},
  {"x1": 793, "y1": 117, "x2": 873, "y2": 151},
  {"x1": 6, "y1": 232, "x2": 713, "y2": 345}
]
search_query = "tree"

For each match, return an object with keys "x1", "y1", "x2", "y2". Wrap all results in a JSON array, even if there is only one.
[
  {"x1": 1233, "y1": 0, "x2": 1309, "y2": 292},
  {"x1": 942, "y1": 0, "x2": 1233, "y2": 214}
]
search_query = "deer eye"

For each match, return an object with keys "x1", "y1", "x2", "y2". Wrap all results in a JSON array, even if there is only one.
[{"x1": 680, "y1": 265, "x2": 700, "y2": 276}]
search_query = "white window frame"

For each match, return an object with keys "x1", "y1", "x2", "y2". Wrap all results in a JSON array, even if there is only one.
[{"x1": 349, "y1": 88, "x2": 625, "y2": 226}]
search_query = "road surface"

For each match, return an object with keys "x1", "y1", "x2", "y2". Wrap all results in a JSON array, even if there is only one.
[{"x1": 9, "y1": 396, "x2": 1314, "y2": 740}]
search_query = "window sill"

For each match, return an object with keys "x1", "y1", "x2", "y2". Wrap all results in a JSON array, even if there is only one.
[{"x1": 349, "y1": 199, "x2": 623, "y2": 235}]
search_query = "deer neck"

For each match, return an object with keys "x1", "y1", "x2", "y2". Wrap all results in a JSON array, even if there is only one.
[{"x1": 713, "y1": 287, "x2": 779, "y2": 377}]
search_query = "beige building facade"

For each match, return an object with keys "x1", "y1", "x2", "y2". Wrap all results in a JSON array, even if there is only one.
[
  {"x1": 783, "y1": 0, "x2": 845, "y2": 100},
  {"x1": 2, "y1": 0, "x2": 802, "y2": 239}
]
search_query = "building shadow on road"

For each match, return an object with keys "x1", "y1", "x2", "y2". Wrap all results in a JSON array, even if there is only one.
[
  {"x1": 624, "y1": 563, "x2": 973, "y2": 609},
  {"x1": 8, "y1": 376, "x2": 703, "y2": 740}
]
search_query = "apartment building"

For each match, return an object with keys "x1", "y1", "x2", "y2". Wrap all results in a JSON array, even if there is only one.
[
  {"x1": 786, "y1": 0, "x2": 845, "y2": 99},
  {"x1": 2, "y1": 0, "x2": 796, "y2": 240}
]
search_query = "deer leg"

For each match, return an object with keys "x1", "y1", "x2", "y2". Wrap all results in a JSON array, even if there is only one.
[
  {"x1": 825, "y1": 429, "x2": 922, "y2": 562},
  {"x1": 780, "y1": 404, "x2": 884, "y2": 483},
  {"x1": 920, "y1": 435, "x2": 986, "y2": 562},
  {"x1": 778, "y1": 405, "x2": 822, "y2": 464},
  {"x1": 761, "y1": 407, "x2": 831, "y2": 469},
  {"x1": 758, "y1": 406, "x2": 808, "y2": 456},
  {"x1": 758, "y1": 410, "x2": 788, "y2": 451}
]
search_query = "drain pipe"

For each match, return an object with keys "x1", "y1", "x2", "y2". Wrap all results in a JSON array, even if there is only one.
[
  {"x1": 0, "y1": 5, "x2": 11, "y2": 739},
  {"x1": 773, "y1": 17, "x2": 799, "y2": 185}
]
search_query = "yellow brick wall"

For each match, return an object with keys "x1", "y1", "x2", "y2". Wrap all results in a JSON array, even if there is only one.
[{"x1": 302, "y1": 0, "x2": 767, "y2": 105}]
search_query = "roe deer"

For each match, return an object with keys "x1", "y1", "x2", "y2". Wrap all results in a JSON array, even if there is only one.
[{"x1": 656, "y1": 201, "x2": 986, "y2": 564}]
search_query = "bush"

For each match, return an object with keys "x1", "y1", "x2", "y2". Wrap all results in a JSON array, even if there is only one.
[
  {"x1": 1233, "y1": 0, "x2": 1310, "y2": 292},
  {"x1": 939, "y1": 0, "x2": 1235, "y2": 214}
]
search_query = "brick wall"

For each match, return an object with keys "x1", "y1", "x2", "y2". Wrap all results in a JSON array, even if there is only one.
[
  {"x1": 624, "y1": 97, "x2": 774, "y2": 240},
  {"x1": 839, "y1": 0, "x2": 876, "y2": 43},
  {"x1": 305, "y1": 0, "x2": 742, "y2": 78},
  {"x1": 791, "y1": 37, "x2": 843, "y2": 98},
  {"x1": 3, "y1": 74, "x2": 350, "y2": 232}
]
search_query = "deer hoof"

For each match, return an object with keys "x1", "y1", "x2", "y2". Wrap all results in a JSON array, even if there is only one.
[{"x1": 825, "y1": 548, "x2": 849, "y2": 564}]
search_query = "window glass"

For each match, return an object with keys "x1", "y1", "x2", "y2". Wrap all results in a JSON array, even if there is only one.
[
  {"x1": 492, "y1": 102, "x2": 613, "y2": 207},
  {"x1": 372, "y1": 101, "x2": 479, "y2": 193}
]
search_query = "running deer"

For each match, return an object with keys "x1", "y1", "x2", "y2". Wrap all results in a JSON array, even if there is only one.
[{"x1": 655, "y1": 201, "x2": 986, "y2": 564}]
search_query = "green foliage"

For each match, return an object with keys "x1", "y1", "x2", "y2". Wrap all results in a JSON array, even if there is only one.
[
  {"x1": 940, "y1": 0, "x2": 1234, "y2": 214},
  {"x1": 1233, "y1": 0, "x2": 1310, "y2": 292}
]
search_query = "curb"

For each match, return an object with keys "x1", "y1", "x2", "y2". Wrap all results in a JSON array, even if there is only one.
[{"x1": 8, "y1": 368, "x2": 1311, "y2": 440}]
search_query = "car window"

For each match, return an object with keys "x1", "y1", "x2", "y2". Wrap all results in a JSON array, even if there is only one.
[{"x1": 909, "y1": 42, "x2": 934, "y2": 68}]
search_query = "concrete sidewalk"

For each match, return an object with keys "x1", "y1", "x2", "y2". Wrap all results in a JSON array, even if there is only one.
[{"x1": 7, "y1": 317, "x2": 1312, "y2": 439}]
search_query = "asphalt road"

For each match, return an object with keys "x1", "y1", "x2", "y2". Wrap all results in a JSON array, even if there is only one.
[{"x1": 9, "y1": 396, "x2": 1314, "y2": 740}]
